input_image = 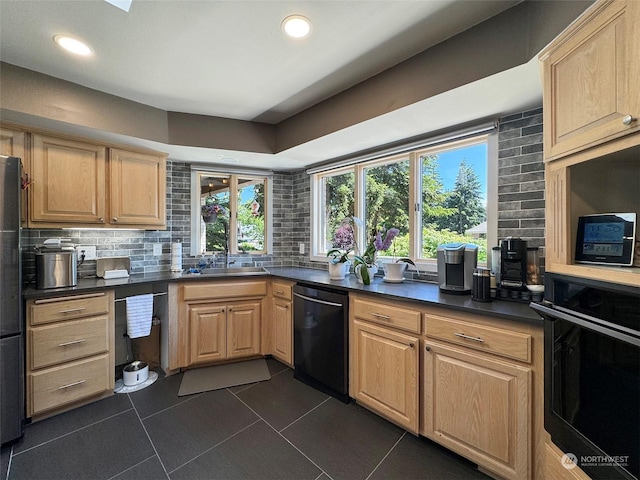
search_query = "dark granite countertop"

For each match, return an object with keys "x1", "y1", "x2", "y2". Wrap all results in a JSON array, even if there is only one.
[{"x1": 24, "y1": 267, "x2": 542, "y2": 325}]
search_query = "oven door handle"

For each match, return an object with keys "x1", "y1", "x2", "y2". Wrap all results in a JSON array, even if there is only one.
[
  {"x1": 531, "y1": 303, "x2": 640, "y2": 347},
  {"x1": 293, "y1": 292, "x2": 344, "y2": 308}
]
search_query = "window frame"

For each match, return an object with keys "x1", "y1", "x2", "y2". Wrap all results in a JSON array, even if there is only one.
[
  {"x1": 190, "y1": 169, "x2": 273, "y2": 257},
  {"x1": 310, "y1": 132, "x2": 497, "y2": 272}
]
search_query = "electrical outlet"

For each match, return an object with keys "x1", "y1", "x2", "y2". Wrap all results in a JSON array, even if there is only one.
[
  {"x1": 153, "y1": 243, "x2": 163, "y2": 256},
  {"x1": 299, "y1": 243, "x2": 305, "y2": 254},
  {"x1": 78, "y1": 245, "x2": 97, "y2": 260}
]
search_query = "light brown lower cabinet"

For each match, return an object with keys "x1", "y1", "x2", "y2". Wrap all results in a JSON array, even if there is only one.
[
  {"x1": 26, "y1": 291, "x2": 115, "y2": 420},
  {"x1": 271, "y1": 280, "x2": 294, "y2": 366},
  {"x1": 171, "y1": 280, "x2": 268, "y2": 370},
  {"x1": 272, "y1": 298, "x2": 292, "y2": 365},
  {"x1": 351, "y1": 319, "x2": 419, "y2": 433},
  {"x1": 188, "y1": 301, "x2": 261, "y2": 365},
  {"x1": 422, "y1": 340, "x2": 532, "y2": 480}
]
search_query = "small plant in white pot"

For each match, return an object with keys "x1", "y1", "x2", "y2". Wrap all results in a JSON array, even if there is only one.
[{"x1": 326, "y1": 217, "x2": 358, "y2": 280}]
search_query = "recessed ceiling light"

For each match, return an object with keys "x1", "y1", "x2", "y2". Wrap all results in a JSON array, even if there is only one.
[
  {"x1": 282, "y1": 15, "x2": 312, "y2": 39},
  {"x1": 53, "y1": 35, "x2": 93, "y2": 57}
]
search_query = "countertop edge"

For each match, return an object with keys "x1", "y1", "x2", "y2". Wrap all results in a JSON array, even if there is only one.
[{"x1": 23, "y1": 267, "x2": 542, "y2": 325}]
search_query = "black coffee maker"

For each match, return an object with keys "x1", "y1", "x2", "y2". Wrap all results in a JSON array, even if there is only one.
[{"x1": 500, "y1": 237, "x2": 527, "y2": 291}]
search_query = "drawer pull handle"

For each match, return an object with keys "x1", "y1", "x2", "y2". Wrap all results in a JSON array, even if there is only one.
[
  {"x1": 455, "y1": 332, "x2": 484, "y2": 343},
  {"x1": 58, "y1": 307, "x2": 86, "y2": 314},
  {"x1": 58, "y1": 380, "x2": 86, "y2": 390},
  {"x1": 622, "y1": 114, "x2": 635, "y2": 126},
  {"x1": 59, "y1": 339, "x2": 87, "y2": 347},
  {"x1": 275, "y1": 290, "x2": 284, "y2": 294},
  {"x1": 372, "y1": 313, "x2": 391, "y2": 320},
  {"x1": 409, "y1": 343, "x2": 415, "y2": 348}
]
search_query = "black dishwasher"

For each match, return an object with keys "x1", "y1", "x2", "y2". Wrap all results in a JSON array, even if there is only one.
[{"x1": 293, "y1": 284, "x2": 349, "y2": 402}]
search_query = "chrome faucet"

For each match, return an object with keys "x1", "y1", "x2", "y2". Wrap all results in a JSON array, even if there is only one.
[{"x1": 225, "y1": 251, "x2": 235, "y2": 268}]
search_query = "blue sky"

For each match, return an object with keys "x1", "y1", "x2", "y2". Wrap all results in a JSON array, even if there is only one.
[{"x1": 436, "y1": 143, "x2": 487, "y2": 204}]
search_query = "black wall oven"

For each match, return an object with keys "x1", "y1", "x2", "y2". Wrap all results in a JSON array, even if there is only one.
[{"x1": 531, "y1": 274, "x2": 639, "y2": 480}]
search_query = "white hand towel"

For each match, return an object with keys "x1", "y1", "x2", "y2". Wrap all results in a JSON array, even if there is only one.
[{"x1": 126, "y1": 294, "x2": 154, "y2": 339}]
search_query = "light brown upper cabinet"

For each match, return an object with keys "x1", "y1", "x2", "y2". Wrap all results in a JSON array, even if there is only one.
[
  {"x1": 539, "y1": 0, "x2": 640, "y2": 162},
  {"x1": 31, "y1": 135, "x2": 107, "y2": 226},
  {"x1": 109, "y1": 148, "x2": 166, "y2": 227},
  {"x1": 29, "y1": 134, "x2": 166, "y2": 229}
]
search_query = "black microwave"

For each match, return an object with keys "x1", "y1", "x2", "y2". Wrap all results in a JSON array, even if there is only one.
[{"x1": 575, "y1": 213, "x2": 636, "y2": 266}]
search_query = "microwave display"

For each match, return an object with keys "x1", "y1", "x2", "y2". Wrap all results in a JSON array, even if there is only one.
[{"x1": 575, "y1": 213, "x2": 636, "y2": 266}]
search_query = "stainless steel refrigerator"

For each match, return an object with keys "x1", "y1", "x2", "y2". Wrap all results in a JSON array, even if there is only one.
[{"x1": 0, "y1": 155, "x2": 24, "y2": 445}]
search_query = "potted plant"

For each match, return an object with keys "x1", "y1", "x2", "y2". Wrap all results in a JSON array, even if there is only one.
[
  {"x1": 353, "y1": 225, "x2": 398, "y2": 285},
  {"x1": 326, "y1": 217, "x2": 358, "y2": 280},
  {"x1": 382, "y1": 238, "x2": 417, "y2": 281},
  {"x1": 201, "y1": 202, "x2": 226, "y2": 223}
]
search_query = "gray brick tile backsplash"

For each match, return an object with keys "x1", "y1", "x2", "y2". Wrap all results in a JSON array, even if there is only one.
[
  {"x1": 498, "y1": 108, "x2": 545, "y2": 249},
  {"x1": 523, "y1": 107, "x2": 543, "y2": 117},
  {"x1": 500, "y1": 112, "x2": 523, "y2": 123}
]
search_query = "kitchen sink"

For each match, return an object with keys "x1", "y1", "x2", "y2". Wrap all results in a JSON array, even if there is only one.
[{"x1": 189, "y1": 266, "x2": 268, "y2": 277}]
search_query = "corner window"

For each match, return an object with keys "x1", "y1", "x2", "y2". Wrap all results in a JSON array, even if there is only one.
[
  {"x1": 311, "y1": 134, "x2": 493, "y2": 268},
  {"x1": 191, "y1": 170, "x2": 271, "y2": 256}
]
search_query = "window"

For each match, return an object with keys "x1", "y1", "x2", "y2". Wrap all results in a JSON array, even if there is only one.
[
  {"x1": 311, "y1": 134, "x2": 494, "y2": 269},
  {"x1": 191, "y1": 170, "x2": 271, "y2": 256}
]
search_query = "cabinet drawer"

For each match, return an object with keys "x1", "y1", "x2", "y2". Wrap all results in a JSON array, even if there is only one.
[
  {"x1": 183, "y1": 280, "x2": 267, "y2": 301},
  {"x1": 29, "y1": 293, "x2": 110, "y2": 326},
  {"x1": 352, "y1": 298, "x2": 421, "y2": 334},
  {"x1": 271, "y1": 281, "x2": 292, "y2": 300},
  {"x1": 29, "y1": 354, "x2": 110, "y2": 415},
  {"x1": 30, "y1": 316, "x2": 110, "y2": 369},
  {"x1": 425, "y1": 314, "x2": 531, "y2": 363}
]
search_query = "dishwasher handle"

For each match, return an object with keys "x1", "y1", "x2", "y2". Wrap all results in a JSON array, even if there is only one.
[{"x1": 293, "y1": 292, "x2": 344, "y2": 308}]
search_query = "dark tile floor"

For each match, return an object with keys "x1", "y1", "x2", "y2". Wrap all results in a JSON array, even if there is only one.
[{"x1": 2, "y1": 359, "x2": 489, "y2": 480}]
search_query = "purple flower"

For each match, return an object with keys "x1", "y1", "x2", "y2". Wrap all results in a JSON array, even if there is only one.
[
  {"x1": 201, "y1": 203, "x2": 226, "y2": 217},
  {"x1": 374, "y1": 227, "x2": 399, "y2": 251},
  {"x1": 333, "y1": 223, "x2": 355, "y2": 250}
]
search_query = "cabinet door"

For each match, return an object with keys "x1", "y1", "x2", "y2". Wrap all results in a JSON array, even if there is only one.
[
  {"x1": 541, "y1": 0, "x2": 640, "y2": 161},
  {"x1": 189, "y1": 304, "x2": 226, "y2": 364},
  {"x1": 352, "y1": 320, "x2": 418, "y2": 433},
  {"x1": 227, "y1": 302, "x2": 261, "y2": 359},
  {"x1": 109, "y1": 148, "x2": 166, "y2": 227},
  {"x1": 272, "y1": 299, "x2": 292, "y2": 365},
  {"x1": 31, "y1": 135, "x2": 106, "y2": 225},
  {"x1": 423, "y1": 341, "x2": 531, "y2": 480}
]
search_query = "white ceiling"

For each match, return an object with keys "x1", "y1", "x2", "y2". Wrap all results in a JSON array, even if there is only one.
[{"x1": 0, "y1": 0, "x2": 542, "y2": 171}]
